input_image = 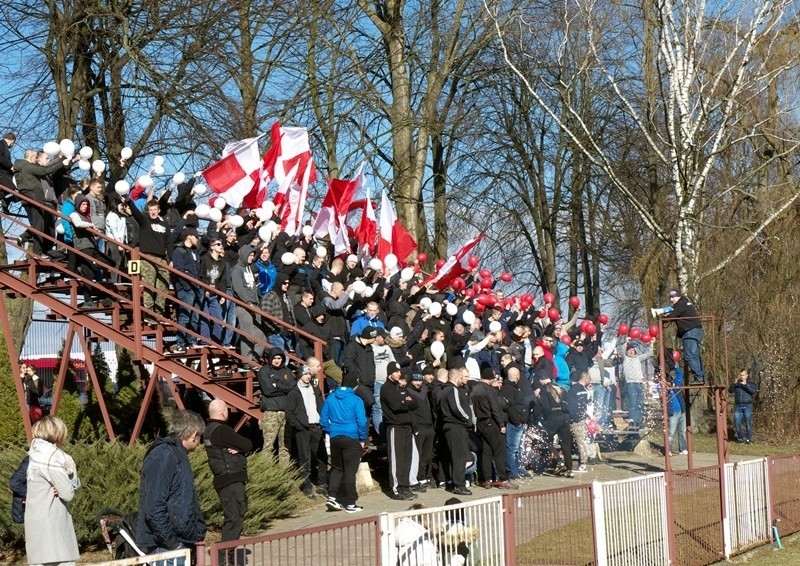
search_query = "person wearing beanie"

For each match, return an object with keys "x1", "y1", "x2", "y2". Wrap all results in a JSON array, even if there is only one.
[
  {"x1": 320, "y1": 372, "x2": 368, "y2": 514},
  {"x1": 285, "y1": 365, "x2": 327, "y2": 499},
  {"x1": 407, "y1": 370, "x2": 435, "y2": 488},
  {"x1": 471, "y1": 368, "x2": 517, "y2": 489},
  {"x1": 381, "y1": 361, "x2": 419, "y2": 500}
]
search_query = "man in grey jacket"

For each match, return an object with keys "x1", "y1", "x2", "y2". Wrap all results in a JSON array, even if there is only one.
[{"x1": 231, "y1": 245, "x2": 266, "y2": 363}]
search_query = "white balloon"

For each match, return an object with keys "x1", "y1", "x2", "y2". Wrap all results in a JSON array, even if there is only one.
[
  {"x1": 446, "y1": 303, "x2": 458, "y2": 317},
  {"x1": 120, "y1": 147, "x2": 133, "y2": 160},
  {"x1": 264, "y1": 220, "x2": 278, "y2": 235},
  {"x1": 419, "y1": 297, "x2": 432, "y2": 310},
  {"x1": 281, "y1": 252, "x2": 295, "y2": 265},
  {"x1": 59, "y1": 139, "x2": 75, "y2": 159},
  {"x1": 255, "y1": 208, "x2": 269, "y2": 221},
  {"x1": 153, "y1": 165, "x2": 165, "y2": 176},
  {"x1": 462, "y1": 310, "x2": 476, "y2": 326},
  {"x1": 208, "y1": 208, "x2": 223, "y2": 222},
  {"x1": 369, "y1": 258, "x2": 382, "y2": 271},
  {"x1": 353, "y1": 280, "x2": 367, "y2": 295},
  {"x1": 363, "y1": 286, "x2": 375, "y2": 298},
  {"x1": 153, "y1": 155, "x2": 165, "y2": 166},
  {"x1": 79, "y1": 146, "x2": 93, "y2": 160},
  {"x1": 55, "y1": 223, "x2": 66, "y2": 235},
  {"x1": 302, "y1": 225, "x2": 313, "y2": 237},
  {"x1": 195, "y1": 203, "x2": 211, "y2": 218},
  {"x1": 489, "y1": 321, "x2": 502, "y2": 333},
  {"x1": 213, "y1": 196, "x2": 227, "y2": 210},
  {"x1": 316, "y1": 246, "x2": 327, "y2": 258},
  {"x1": 228, "y1": 214, "x2": 244, "y2": 227},
  {"x1": 430, "y1": 340, "x2": 445, "y2": 360},
  {"x1": 384, "y1": 253, "x2": 398, "y2": 269},
  {"x1": 261, "y1": 201, "x2": 275, "y2": 216},
  {"x1": 192, "y1": 184, "x2": 207, "y2": 197},
  {"x1": 114, "y1": 180, "x2": 130, "y2": 196},
  {"x1": 78, "y1": 159, "x2": 91, "y2": 171},
  {"x1": 172, "y1": 172, "x2": 186, "y2": 185},
  {"x1": 400, "y1": 267, "x2": 414, "y2": 282},
  {"x1": 258, "y1": 225, "x2": 272, "y2": 241},
  {"x1": 428, "y1": 302, "x2": 442, "y2": 317},
  {"x1": 92, "y1": 160, "x2": 106, "y2": 174},
  {"x1": 43, "y1": 142, "x2": 61, "y2": 157},
  {"x1": 138, "y1": 175, "x2": 154, "y2": 187}
]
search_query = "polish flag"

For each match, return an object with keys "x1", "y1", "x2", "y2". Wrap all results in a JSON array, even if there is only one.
[
  {"x1": 354, "y1": 188, "x2": 377, "y2": 258},
  {"x1": 202, "y1": 135, "x2": 266, "y2": 208},
  {"x1": 422, "y1": 233, "x2": 485, "y2": 289},
  {"x1": 270, "y1": 125, "x2": 317, "y2": 236},
  {"x1": 376, "y1": 191, "x2": 417, "y2": 265},
  {"x1": 313, "y1": 163, "x2": 363, "y2": 255}
]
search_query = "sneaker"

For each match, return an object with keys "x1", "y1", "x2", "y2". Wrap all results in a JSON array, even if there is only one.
[
  {"x1": 315, "y1": 485, "x2": 329, "y2": 498},
  {"x1": 563, "y1": 471, "x2": 575, "y2": 478},
  {"x1": 410, "y1": 483, "x2": 427, "y2": 493},
  {"x1": 302, "y1": 490, "x2": 316, "y2": 500},
  {"x1": 171, "y1": 345, "x2": 187, "y2": 354},
  {"x1": 344, "y1": 504, "x2": 364, "y2": 514},
  {"x1": 576, "y1": 464, "x2": 588, "y2": 473},
  {"x1": 680, "y1": 450, "x2": 689, "y2": 455},
  {"x1": 452, "y1": 486, "x2": 472, "y2": 496},
  {"x1": 389, "y1": 490, "x2": 414, "y2": 501},
  {"x1": 493, "y1": 481, "x2": 518, "y2": 490},
  {"x1": 745, "y1": 440, "x2": 750, "y2": 444},
  {"x1": 326, "y1": 497, "x2": 342, "y2": 511},
  {"x1": 438, "y1": 482, "x2": 447, "y2": 489},
  {"x1": 477, "y1": 481, "x2": 493, "y2": 489}
]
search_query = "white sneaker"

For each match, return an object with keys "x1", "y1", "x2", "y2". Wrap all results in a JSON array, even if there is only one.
[
  {"x1": 575, "y1": 464, "x2": 588, "y2": 473},
  {"x1": 680, "y1": 450, "x2": 688, "y2": 455},
  {"x1": 326, "y1": 497, "x2": 342, "y2": 511},
  {"x1": 345, "y1": 504, "x2": 364, "y2": 513}
]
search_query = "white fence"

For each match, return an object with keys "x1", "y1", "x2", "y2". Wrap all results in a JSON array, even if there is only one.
[
  {"x1": 85, "y1": 548, "x2": 191, "y2": 566},
  {"x1": 380, "y1": 496, "x2": 506, "y2": 566},
  {"x1": 595, "y1": 473, "x2": 670, "y2": 566},
  {"x1": 724, "y1": 458, "x2": 771, "y2": 557}
]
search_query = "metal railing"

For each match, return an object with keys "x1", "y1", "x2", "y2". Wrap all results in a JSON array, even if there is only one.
[
  {"x1": 84, "y1": 548, "x2": 191, "y2": 565},
  {"x1": 670, "y1": 465, "x2": 723, "y2": 566},
  {"x1": 768, "y1": 454, "x2": 800, "y2": 536},
  {"x1": 724, "y1": 458, "x2": 771, "y2": 556}
]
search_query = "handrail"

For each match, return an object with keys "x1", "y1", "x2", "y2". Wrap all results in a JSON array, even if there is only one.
[{"x1": 0, "y1": 182, "x2": 326, "y2": 366}]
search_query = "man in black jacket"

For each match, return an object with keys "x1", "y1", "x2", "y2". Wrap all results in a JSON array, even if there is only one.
[
  {"x1": 381, "y1": 361, "x2": 419, "y2": 500},
  {"x1": 565, "y1": 370, "x2": 591, "y2": 472},
  {"x1": 257, "y1": 347, "x2": 295, "y2": 462},
  {"x1": 408, "y1": 370, "x2": 435, "y2": 488},
  {"x1": 538, "y1": 376, "x2": 574, "y2": 478},
  {"x1": 439, "y1": 368, "x2": 474, "y2": 495},
  {"x1": 472, "y1": 368, "x2": 516, "y2": 489},
  {"x1": 667, "y1": 290, "x2": 706, "y2": 384},
  {"x1": 128, "y1": 198, "x2": 174, "y2": 319},
  {"x1": 342, "y1": 326, "x2": 379, "y2": 408},
  {"x1": 500, "y1": 366, "x2": 529, "y2": 479},
  {"x1": 204, "y1": 400, "x2": 252, "y2": 564},
  {"x1": 285, "y1": 364, "x2": 328, "y2": 499},
  {"x1": 729, "y1": 369, "x2": 757, "y2": 443},
  {"x1": 171, "y1": 228, "x2": 201, "y2": 353}
]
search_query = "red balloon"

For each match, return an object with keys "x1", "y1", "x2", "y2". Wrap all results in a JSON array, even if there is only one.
[
  {"x1": 500, "y1": 272, "x2": 513, "y2": 282},
  {"x1": 468, "y1": 256, "x2": 480, "y2": 269},
  {"x1": 648, "y1": 324, "x2": 659, "y2": 338},
  {"x1": 521, "y1": 293, "x2": 534, "y2": 304},
  {"x1": 579, "y1": 320, "x2": 590, "y2": 333},
  {"x1": 543, "y1": 292, "x2": 555, "y2": 305},
  {"x1": 560, "y1": 334, "x2": 573, "y2": 346},
  {"x1": 480, "y1": 277, "x2": 493, "y2": 289},
  {"x1": 464, "y1": 288, "x2": 475, "y2": 299},
  {"x1": 598, "y1": 313, "x2": 609, "y2": 325},
  {"x1": 640, "y1": 334, "x2": 652, "y2": 344},
  {"x1": 476, "y1": 294, "x2": 490, "y2": 306},
  {"x1": 417, "y1": 253, "x2": 428, "y2": 264},
  {"x1": 475, "y1": 302, "x2": 486, "y2": 313},
  {"x1": 479, "y1": 268, "x2": 492, "y2": 279},
  {"x1": 209, "y1": 196, "x2": 217, "y2": 208},
  {"x1": 485, "y1": 295, "x2": 497, "y2": 307},
  {"x1": 435, "y1": 259, "x2": 446, "y2": 270},
  {"x1": 537, "y1": 309, "x2": 547, "y2": 319},
  {"x1": 569, "y1": 296, "x2": 580, "y2": 309},
  {"x1": 584, "y1": 322, "x2": 597, "y2": 335},
  {"x1": 618, "y1": 324, "x2": 629, "y2": 336},
  {"x1": 629, "y1": 327, "x2": 642, "y2": 340},
  {"x1": 451, "y1": 277, "x2": 466, "y2": 291},
  {"x1": 672, "y1": 350, "x2": 681, "y2": 362},
  {"x1": 547, "y1": 308, "x2": 560, "y2": 322}
]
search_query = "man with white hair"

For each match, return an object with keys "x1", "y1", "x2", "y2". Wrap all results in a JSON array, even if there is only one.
[{"x1": 204, "y1": 400, "x2": 252, "y2": 561}]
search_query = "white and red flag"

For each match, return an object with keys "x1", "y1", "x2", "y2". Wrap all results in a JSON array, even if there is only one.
[
  {"x1": 421, "y1": 232, "x2": 485, "y2": 289},
  {"x1": 202, "y1": 135, "x2": 267, "y2": 209},
  {"x1": 376, "y1": 191, "x2": 417, "y2": 265},
  {"x1": 270, "y1": 125, "x2": 317, "y2": 236},
  {"x1": 353, "y1": 190, "x2": 377, "y2": 257},
  {"x1": 313, "y1": 163, "x2": 364, "y2": 256}
]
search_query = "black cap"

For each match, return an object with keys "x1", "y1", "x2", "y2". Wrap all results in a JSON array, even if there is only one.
[
  {"x1": 360, "y1": 327, "x2": 380, "y2": 340},
  {"x1": 387, "y1": 361, "x2": 401, "y2": 375},
  {"x1": 342, "y1": 373, "x2": 358, "y2": 388},
  {"x1": 480, "y1": 367, "x2": 496, "y2": 381}
]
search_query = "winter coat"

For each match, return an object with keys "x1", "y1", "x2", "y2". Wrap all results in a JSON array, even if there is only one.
[
  {"x1": 231, "y1": 245, "x2": 259, "y2": 306},
  {"x1": 285, "y1": 381, "x2": 325, "y2": 431},
  {"x1": 729, "y1": 378, "x2": 757, "y2": 406},
  {"x1": 9, "y1": 456, "x2": 28, "y2": 524},
  {"x1": 25, "y1": 439, "x2": 80, "y2": 565},
  {"x1": 257, "y1": 348, "x2": 295, "y2": 411},
  {"x1": 136, "y1": 436, "x2": 206, "y2": 552},
  {"x1": 203, "y1": 420, "x2": 251, "y2": 490},
  {"x1": 320, "y1": 386, "x2": 368, "y2": 441}
]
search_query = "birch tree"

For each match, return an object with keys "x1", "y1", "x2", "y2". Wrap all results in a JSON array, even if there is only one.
[{"x1": 486, "y1": 0, "x2": 800, "y2": 297}]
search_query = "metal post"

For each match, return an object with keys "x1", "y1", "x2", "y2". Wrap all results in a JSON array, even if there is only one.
[
  {"x1": 591, "y1": 481, "x2": 608, "y2": 566},
  {"x1": 0, "y1": 294, "x2": 31, "y2": 441},
  {"x1": 502, "y1": 494, "x2": 517, "y2": 566},
  {"x1": 78, "y1": 332, "x2": 116, "y2": 441},
  {"x1": 717, "y1": 387, "x2": 731, "y2": 559}
]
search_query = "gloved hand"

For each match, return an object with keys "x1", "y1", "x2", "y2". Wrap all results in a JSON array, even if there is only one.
[{"x1": 457, "y1": 541, "x2": 470, "y2": 558}]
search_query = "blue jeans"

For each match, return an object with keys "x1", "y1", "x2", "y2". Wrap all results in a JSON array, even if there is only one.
[
  {"x1": 149, "y1": 546, "x2": 187, "y2": 566},
  {"x1": 681, "y1": 327, "x2": 705, "y2": 382},
  {"x1": 268, "y1": 333, "x2": 297, "y2": 357},
  {"x1": 505, "y1": 423, "x2": 525, "y2": 477},
  {"x1": 222, "y1": 291, "x2": 237, "y2": 347},
  {"x1": 200, "y1": 295, "x2": 223, "y2": 344},
  {"x1": 669, "y1": 411, "x2": 687, "y2": 452},
  {"x1": 593, "y1": 385, "x2": 611, "y2": 426},
  {"x1": 175, "y1": 287, "x2": 201, "y2": 347},
  {"x1": 372, "y1": 382, "x2": 384, "y2": 441},
  {"x1": 625, "y1": 382, "x2": 644, "y2": 427},
  {"x1": 733, "y1": 404, "x2": 753, "y2": 441}
]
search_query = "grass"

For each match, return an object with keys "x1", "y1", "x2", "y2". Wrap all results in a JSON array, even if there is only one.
[
  {"x1": 689, "y1": 433, "x2": 800, "y2": 457},
  {"x1": 716, "y1": 533, "x2": 800, "y2": 564}
]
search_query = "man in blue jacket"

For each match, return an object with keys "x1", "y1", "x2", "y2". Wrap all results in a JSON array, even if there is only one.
[
  {"x1": 729, "y1": 369, "x2": 757, "y2": 443},
  {"x1": 320, "y1": 373, "x2": 368, "y2": 513},
  {"x1": 137, "y1": 410, "x2": 206, "y2": 563}
]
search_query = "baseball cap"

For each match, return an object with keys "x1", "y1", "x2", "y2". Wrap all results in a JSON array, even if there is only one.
[
  {"x1": 668, "y1": 290, "x2": 680, "y2": 298},
  {"x1": 389, "y1": 326, "x2": 404, "y2": 339}
]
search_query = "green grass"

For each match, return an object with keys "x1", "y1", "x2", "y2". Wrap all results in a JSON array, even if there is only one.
[
  {"x1": 690, "y1": 434, "x2": 800, "y2": 457},
  {"x1": 717, "y1": 533, "x2": 800, "y2": 564}
]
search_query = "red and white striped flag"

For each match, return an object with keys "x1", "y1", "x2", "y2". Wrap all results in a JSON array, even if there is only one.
[
  {"x1": 271, "y1": 125, "x2": 317, "y2": 236},
  {"x1": 354, "y1": 189, "x2": 377, "y2": 262},
  {"x1": 202, "y1": 135, "x2": 266, "y2": 208},
  {"x1": 313, "y1": 163, "x2": 363, "y2": 256},
  {"x1": 376, "y1": 191, "x2": 417, "y2": 265},
  {"x1": 422, "y1": 232, "x2": 485, "y2": 289}
]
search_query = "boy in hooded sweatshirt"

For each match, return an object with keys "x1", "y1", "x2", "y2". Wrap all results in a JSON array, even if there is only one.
[{"x1": 231, "y1": 245, "x2": 266, "y2": 362}]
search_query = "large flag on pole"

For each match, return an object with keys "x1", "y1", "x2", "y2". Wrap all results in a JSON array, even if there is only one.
[
  {"x1": 270, "y1": 124, "x2": 317, "y2": 236},
  {"x1": 422, "y1": 233, "x2": 485, "y2": 289},
  {"x1": 376, "y1": 191, "x2": 417, "y2": 264},
  {"x1": 354, "y1": 188, "x2": 377, "y2": 263},
  {"x1": 202, "y1": 135, "x2": 267, "y2": 208},
  {"x1": 313, "y1": 163, "x2": 363, "y2": 255}
]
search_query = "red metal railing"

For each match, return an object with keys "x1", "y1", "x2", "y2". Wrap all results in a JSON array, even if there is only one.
[
  {"x1": 767, "y1": 454, "x2": 800, "y2": 536},
  {"x1": 670, "y1": 465, "x2": 724, "y2": 566}
]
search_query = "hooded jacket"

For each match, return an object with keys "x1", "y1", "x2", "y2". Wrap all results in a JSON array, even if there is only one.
[
  {"x1": 231, "y1": 245, "x2": 259, "y2": 305},
  {"x1": 257, "y1": 347, "x2": 295, "y2": 411},
  {"x1": 342, "y1": 337, "x2": 378, "y2": 389},
  {"x1": 320, "y1": 386, "x2": 368, "y2": 441}
]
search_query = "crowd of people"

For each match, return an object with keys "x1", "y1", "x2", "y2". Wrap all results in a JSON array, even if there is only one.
[{"x1": 4, "y1": 135, "x2": 754, "y2": 564}]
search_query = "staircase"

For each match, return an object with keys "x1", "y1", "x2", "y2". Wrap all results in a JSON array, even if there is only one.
[{"x1": 0, "y1": 184, "x2": 325, "y2": 444}]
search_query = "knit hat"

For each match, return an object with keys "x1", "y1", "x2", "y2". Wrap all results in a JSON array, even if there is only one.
[
  {"x1": 387, "y1": 361, "x2": 401, "y2": 375},
  {"x1": 342, "y1": 373, "x2": 358, "y2": 388}
]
